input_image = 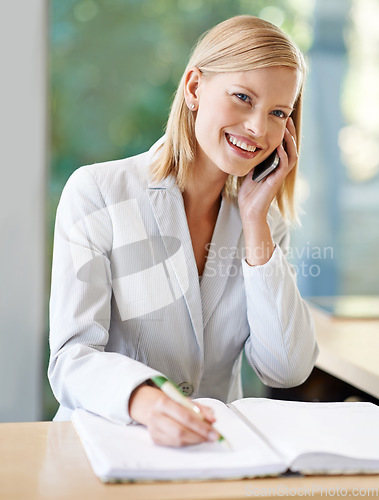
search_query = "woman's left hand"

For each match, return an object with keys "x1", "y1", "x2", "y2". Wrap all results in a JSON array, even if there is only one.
[
  {"x1": 237, "y1": 117, "x2": 298, "y2": 266},
  {"x1": 238, "y1": 117, "x2": 298, "y2": 225}
]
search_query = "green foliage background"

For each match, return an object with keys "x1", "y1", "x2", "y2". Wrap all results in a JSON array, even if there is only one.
[
  {"x1": 46, "y1": 0, "x2": 314, "y2": 418},
  {"x1": 49, "y1": 0, "x2": 313, "y2": 194}
]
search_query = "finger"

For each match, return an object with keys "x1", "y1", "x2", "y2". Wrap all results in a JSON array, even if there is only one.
[
  {"x1": 284, "y1": 126, "x2": 297, "y2": 154},
  {"x1": 155, "y1": 397, "x2": 219, "y2": 442},
  {"x1": 282, "y1": 129, "x2": 298, "y2": 169},
  {"x1": 194, "y1": 403, "x2": 216, "y2": 424},
  {"x1": 148, "y1": 413, "x2": 210, "y2": 447},
  {"x1": 286, "y1": 116, "x2": 297, "y2": 142}
]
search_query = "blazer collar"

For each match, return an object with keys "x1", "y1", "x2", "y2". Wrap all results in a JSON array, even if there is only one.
[
  {"x1": 200, "y1": 196, "x2": 243, "y2": 328},
  {"x1": 146, "y1": 136, "x2": 243, "y2": 342},
  {"x1": 147, "y1": 181, "x2": 204, "y2": 350}
]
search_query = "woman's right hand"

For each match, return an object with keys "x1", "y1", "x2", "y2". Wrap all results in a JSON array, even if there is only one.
[{"x1": 129, "y1": 383, "x2": 219, "y2": 447}]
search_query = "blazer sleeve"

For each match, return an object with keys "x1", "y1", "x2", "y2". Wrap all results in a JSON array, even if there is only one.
[
  {"x1": 242, "y1": 208, "x2": 319, "y2": 388},
  {"x1": 48, "y1": 167, "x2": 163, "y2": 424}
]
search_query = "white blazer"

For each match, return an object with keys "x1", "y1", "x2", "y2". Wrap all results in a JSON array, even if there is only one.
[{"x1": 48, "y1": 139, "x2": 318, "y2": 423}]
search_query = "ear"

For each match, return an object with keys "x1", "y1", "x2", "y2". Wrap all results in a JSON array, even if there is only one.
[{"x1": 184, "y1": 67, "x2": 202, "y2": 111}]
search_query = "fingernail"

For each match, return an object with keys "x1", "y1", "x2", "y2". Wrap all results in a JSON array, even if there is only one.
[{"x1": 208, "y1": 431, "x2": 219, "y2": 441}]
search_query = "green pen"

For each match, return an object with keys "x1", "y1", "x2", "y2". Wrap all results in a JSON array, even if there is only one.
[{"x1": 150, "y1": 376, "x2": 231, "y2": 449}]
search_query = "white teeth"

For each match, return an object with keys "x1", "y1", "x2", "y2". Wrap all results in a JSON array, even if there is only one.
[{"x1": 227, "y1": 134, "x2": 256, "y2": 152}]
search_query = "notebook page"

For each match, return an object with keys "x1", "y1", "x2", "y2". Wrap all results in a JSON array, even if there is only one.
[
  {"x1": 73, "y1": 400, "x2": 286, "y2": 482},
  {"x1": 195, "y1": 397, "x2": 285, "y2": 460},
  {"x1": 231, "y1": 398, "x2": 379, "y2": 465}
]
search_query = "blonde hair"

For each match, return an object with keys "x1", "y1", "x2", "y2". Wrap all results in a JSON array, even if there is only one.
[{"x1": 150, "y1": 15, "x2": 306, "y2": 220}]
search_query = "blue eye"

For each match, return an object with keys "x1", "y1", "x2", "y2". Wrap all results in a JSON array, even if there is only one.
[
  {"x1": 235, "y1": 93, "x2": 250, "y2": 103},
  {"x1": 271, "y1": 110, "x2": 287, "y2": 118}
]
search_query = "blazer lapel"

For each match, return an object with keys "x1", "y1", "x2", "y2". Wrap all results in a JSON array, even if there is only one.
[
  {"x1": 200, "y1": 196, "x2": 243, "y2": 328},
  {"x1": 147, "y1": 177, "x2": 204, "y2": 351}
]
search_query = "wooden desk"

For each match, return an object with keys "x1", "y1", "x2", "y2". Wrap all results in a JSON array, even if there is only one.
[
  {"x1": 0, "y1": 422, "x2": 378, "y2": 500},
  {"x1": 309, "y1": 304, "x2": 379, "y2": 400}
]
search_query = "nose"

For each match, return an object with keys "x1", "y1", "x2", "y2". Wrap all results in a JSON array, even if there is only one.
[{"x1": 245, "y1": 110, "x2": 267, "y2": 138}]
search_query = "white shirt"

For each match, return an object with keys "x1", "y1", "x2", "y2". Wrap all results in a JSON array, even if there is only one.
[{"x1": 48, "y1": 139, "x2": 318, "y2": 423}]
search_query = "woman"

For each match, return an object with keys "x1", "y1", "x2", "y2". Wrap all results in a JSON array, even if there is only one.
[{"x1": 48, "y1": 15, "x2": 318, "y2": 447}]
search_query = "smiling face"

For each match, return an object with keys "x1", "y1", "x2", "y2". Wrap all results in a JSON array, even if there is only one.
[{"x1": 188, "y1": 66, "x2": 300, "y2": 179}]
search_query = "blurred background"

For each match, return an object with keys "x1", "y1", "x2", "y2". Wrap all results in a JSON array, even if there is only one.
[{"x1": 1, "y1": 0, "x2": 379, "y2": 422}]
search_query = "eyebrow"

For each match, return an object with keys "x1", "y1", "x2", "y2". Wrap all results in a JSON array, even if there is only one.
[{"x1": 235, "y1": 85, "x2": 294, "y2": 110}]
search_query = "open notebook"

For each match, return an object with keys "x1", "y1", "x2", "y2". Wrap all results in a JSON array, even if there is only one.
[{"x1": 72, "y1": 397, "x2": 379, "y2": 482}]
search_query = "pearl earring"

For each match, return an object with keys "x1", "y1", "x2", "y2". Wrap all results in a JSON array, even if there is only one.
[{"x1": 189, "y1": 103, "x2": 195, "y2": 110}]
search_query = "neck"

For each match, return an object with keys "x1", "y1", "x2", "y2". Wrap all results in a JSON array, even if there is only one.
[{"x1": 182, "y1": 163, "x2": 228, "y2": 219}]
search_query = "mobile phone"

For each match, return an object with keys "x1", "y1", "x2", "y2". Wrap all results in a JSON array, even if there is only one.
[{"x1": 252, "y1": 149, "x2": 280, "y2": 182}]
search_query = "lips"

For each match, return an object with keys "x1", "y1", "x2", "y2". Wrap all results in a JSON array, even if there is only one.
[
  {"x1": 227, "y1": 133, "x2": 256, "y2": 152},
  {"x1": 225, "y1": 133, "x2": 261, "y2": 159}
]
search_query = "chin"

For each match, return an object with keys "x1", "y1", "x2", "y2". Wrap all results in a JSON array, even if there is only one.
[
  {"x1": 217, "y1": 155, "x2": 256, "y2": 178},
  {"x1": 218, "y1": 165, "x2": 253, "y2": 178}
]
